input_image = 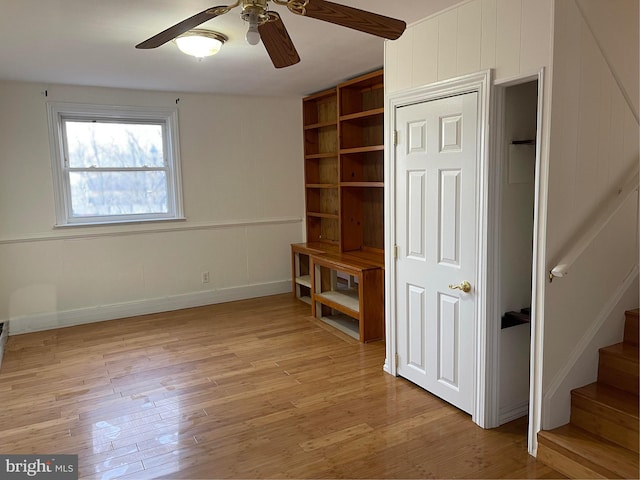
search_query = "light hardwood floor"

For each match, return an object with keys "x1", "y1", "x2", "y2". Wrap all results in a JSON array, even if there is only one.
[{"x1": 0, "y1": 294, "x2": 563, "y2": 479}]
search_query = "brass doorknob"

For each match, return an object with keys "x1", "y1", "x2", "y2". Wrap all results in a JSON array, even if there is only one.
[{"x1": 449, "y1": 281, "x2": 471, "y2": 293}]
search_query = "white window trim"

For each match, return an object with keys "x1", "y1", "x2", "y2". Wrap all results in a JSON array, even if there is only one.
[{"x1": 47, "y1": 102, "x2": 184, "y2": 227}]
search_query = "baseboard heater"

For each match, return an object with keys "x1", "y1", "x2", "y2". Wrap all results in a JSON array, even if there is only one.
[{"x1": 0, "y1": 321, "x2": 8, "y2": 371}]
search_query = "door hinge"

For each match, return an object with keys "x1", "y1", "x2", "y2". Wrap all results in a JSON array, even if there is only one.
[
  {"x1": 395, "y1": 352, "x2": 400, "y2": 367},
  {"x1": 393, "y1": 130, "x2": 399, "y2": 146},
  {"x1": 393, "y1": 245, "x2": 398, "y2": 258}
]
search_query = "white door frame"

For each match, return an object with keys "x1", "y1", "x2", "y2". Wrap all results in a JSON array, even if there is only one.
[
  {"x1": 384, "y1": 70, "x2": 494, "y2": 428},
  {"x1": 492, "y1": 69, "x2": 548, "y2": 454}
]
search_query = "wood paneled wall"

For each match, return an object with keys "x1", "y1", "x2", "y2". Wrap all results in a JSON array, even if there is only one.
[{"x1": 385, "y1": 0, "x2": 553, "y2": 93}]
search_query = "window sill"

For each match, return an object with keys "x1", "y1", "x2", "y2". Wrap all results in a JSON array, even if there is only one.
[{"x1": 54, "y1": 217, "x2": 187, "y2": 229}]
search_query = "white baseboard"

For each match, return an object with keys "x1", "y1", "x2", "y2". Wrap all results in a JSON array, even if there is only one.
[
  {"x1": 6, "y1": 280, "x2": 291, "y2": 335},
  {"x1": 383, "y1": 358, "x2": 391, "y2": 374},
  {"x1": 499, "y1": 400, "x2": 529, "y2": 425}
]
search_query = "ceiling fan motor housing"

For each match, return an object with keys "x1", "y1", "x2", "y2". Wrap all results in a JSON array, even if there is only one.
[{"x1": 241, "y1": 0, "x2": 270, "y2": 25}]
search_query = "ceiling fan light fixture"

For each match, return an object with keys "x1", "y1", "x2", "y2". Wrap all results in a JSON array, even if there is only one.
[
  {"x1": 246, "y1": 23, "x2": 261, "y2": 45},
  {"x1": 137, "y1": 0, "x2": 407, "y2": 69},
  {"x1": 245, "y1": 12, "x2": 262, "y2": 46},
  {"x1": 175, "y1": 29, "x2": 228, "y2": 58}
]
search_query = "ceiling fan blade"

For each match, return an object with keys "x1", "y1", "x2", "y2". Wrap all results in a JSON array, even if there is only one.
[
  {"x1": 301, "y1": 0, "x2": 406, "y2": 40},
  {"x1": 136, "y1": 6, "x2": 229, "y2": 49},
  {"x1": 259, "y1": 16, "x2": 301, "y2": 68}
]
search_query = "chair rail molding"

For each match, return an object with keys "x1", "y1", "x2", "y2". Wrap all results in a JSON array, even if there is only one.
[{"x1": 0, "y1": 217, "x2": 303, "y2": 245}]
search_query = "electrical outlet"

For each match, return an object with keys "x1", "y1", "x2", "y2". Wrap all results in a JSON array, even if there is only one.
[{"x1": 201, "y1": 271, "x2": 210, "y2": 284}]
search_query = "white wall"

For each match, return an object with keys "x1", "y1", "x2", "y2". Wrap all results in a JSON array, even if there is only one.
[
  {"x1": 385, "y1": 0, "x2": 553, "y2": 94},
  {"x1": 384, "y1": 0, "x2": 639, "y2": 436},
  {"x1": 499, "y1": 323, "x2": 531, "y2": 422},
  {"x1": 575, "y1": 0, "x2": 639, "y2": 119},
  {"x1": 0, "y1": 81, "x2": 305, "y2": 334},
  {"x1": 542, "y1": 0, "x2": 639, "y2": 428},
  {"x1": 384, "y1": 0, "x2": 554, "y2": 432}
]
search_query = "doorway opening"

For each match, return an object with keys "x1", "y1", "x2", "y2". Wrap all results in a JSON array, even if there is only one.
[{"x1": 495, "y1": 79, "x2": 539, "y2": 427}]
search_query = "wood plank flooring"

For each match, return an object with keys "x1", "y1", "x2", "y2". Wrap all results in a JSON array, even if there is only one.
[{"x1": 0, "y1": 294, "x2": 562, "y2": 479}]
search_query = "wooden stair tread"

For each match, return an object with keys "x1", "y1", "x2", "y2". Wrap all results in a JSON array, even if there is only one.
[
  {"x1": 572, "y1": 383, "x2": 639, "y2": 418},
  {"x1": 599, "y1": 342, "x2": 639, "y2": 396},
  {"x1": 538, "y1": 309, "x2": 640, "y2": 476},
  {"x1": 625, "y1": 309, "x2": 639, "y2": 346},
  {"x1": 571, "y1": 383, "x2": 639, "y2": 452},
  {"x1": 600, "y1": 342, "x2": 639, "y2": 362},
  {"x1": 538, "y1": 424, "x2": 639, "y2": 478}
]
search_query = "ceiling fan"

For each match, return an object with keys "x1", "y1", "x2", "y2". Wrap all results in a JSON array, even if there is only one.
[{"x1": 136, "y1": 0, "x2": 406, "y2": 68}]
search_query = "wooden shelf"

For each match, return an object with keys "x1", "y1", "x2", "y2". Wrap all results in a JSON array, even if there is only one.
[
  {"x1": 338, "y1": 70, "x2": 384, "y2": 117},
  {"x1": 340, "y1": 125, "x2": 383, "y2": 150},
  {"x1": 342, "y1": 248, "x2": 384, "y2": 269},
  {"x1": 315, "y1": 289, "x2": 360, "y2": 315},
  {"x1": 304, "y1": 123, "x2": 338, "y2": 157},
  {"x1": 341, "y1": 149, "x2": 383, "y2": 184},
  {"x1": 307, "y1": 212, "x2": 339, "y2": 219},
  {"x1": 305, "y1": 120, "x2": 338, "y2": 130},
  {"x1": 341, "y1": 182, "x2": 384, "y2": 188},
  {"x1": 302, "y1": 69, "x2": 384, "y2": 252},
  {"x1": 339, "y1": 108, "x2": 384, "y2": 122},
  {"x1": 340, "y1": 185, "x2": 384, "y2": 252},
  {"x1": 304, "y1": 90, "x2": 339, "y2": 245},
  {"x1": 291, "y1": 243, "x2": 384, "y2": 342},
  {"x1": 303, "y1": 87, "x2": 337, "y2": 126},
  {"x1": 305, "y1": 152, "x2": 337, "y2": 160},
  {"x1": 291, "y1": 247, "x2": 313, "y2": 305},
  {"x1": 295, "y1": 275, "x2": 312, "y2": 288},
  {"x1": 310, "y1": 250, "x2": 384, "y2": 343},
  {"x1": 298, "y1": 295, "x2": 312, "y2": 305},
  {"x1": 295, "y1": 70, "x2": 385, "y2": 342},
  {"x1": 319, "y1": 314, "x2": 360, "y2": 340},
  {"x1": 306, "y1": 184, "x2": 338, "y2": 189},
  {"x1": 339, "y1": 145, "x2": 384, "y2": 155}
]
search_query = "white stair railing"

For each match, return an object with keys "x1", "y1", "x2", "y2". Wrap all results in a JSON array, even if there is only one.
[{"x1": 549, "y1": 169, "x2": 639, "y2": 282}]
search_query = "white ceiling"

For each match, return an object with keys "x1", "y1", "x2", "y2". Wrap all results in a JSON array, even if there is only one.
[{"x1": 0, "y1": 0, "x2": 462, "y2": 97}]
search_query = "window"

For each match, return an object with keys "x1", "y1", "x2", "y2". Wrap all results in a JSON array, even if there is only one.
[{"x1": 48, "y1": 103, "x2": 184, "y2": 226}]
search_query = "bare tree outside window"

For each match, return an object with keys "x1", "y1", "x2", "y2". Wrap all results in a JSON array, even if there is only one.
[
  {"x1": 65, "y1": 121, "x2": 168, "y2": 217},
  {"x1": 48, "y1": 104, "x2": 183, "y2": 226}
]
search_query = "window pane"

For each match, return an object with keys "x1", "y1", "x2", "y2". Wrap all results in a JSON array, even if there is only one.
[
  {"x1": 69, "y1": 171, "x2": 169, "y2": 217},
  {"x1": 65, "y1": 121, "x2": 165, "y2": 168}
]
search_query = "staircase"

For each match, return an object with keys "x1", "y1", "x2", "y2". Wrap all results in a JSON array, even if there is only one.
[{"x1": 538, "y1": 309, "x2": 639, "y2": 478}]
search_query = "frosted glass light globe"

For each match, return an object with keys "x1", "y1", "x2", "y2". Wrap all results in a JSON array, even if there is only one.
[{"x1": 175, "y1": 30, "x2": 227, "y2": 58}]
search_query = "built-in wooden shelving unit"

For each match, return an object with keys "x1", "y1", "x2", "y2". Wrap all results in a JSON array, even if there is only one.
[{"x1": 293, "y1": 69, "x2": 385, "y2": 343}]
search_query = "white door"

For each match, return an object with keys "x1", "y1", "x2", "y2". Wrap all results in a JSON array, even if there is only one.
[{"x1": 395, "y1": 92, "x2": 479, "y2": 414}]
